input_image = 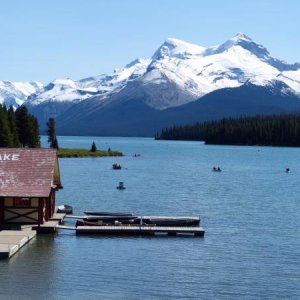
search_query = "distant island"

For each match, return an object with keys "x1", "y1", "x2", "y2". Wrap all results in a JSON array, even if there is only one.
[
  {"x1": 57, "y1": 148, "x2": 123, "y2": 158},
  {"x1": 156, "y1": 114, "x2": 300, "y2": 147}
]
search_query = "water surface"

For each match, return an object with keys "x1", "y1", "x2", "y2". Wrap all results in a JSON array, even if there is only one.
[{"x1": 1, "y1": 137, "x2": 299, "y2": 299}]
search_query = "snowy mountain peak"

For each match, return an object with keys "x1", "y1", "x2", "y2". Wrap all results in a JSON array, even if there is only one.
[
  {"x1": 3, "y1": 34, "x2": 300, "y2": 115},
  {"x1": 231, "y1": 32, "x2": 253, "y2": 42},
  {"x1": 152, "y1": 38, "x2": 205, "y2": 60},
  {"x1": 204, "y1": 33, "x2": 270, "y2": 60},
  {"x1": 0, "y1": 80, "x2": 43, "y2": 108},
  {"x1": 125, "y1": 58, "x2": 145, "y2": 68},
  {"x1": 51, "y1": 78, "x2": 77, "y2": 89}
]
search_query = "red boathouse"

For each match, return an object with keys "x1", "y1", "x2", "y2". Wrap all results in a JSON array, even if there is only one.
[{"x1": 0, "y1": 148, "x2": 62, "y2": 225}]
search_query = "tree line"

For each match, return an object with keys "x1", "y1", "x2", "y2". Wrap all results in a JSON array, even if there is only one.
[
  {"x1": 156, "y1": 114, "x2": 300, "y2": 147},
  {"x1": 0, "y1": 104, "x2": 40, "y2": 147},
  {"x1": 0, "y1": 104, "x2": 97, "y2": 151}
]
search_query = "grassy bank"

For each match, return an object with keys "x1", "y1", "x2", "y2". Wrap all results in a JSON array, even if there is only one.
[{"x1": 57, "y1": 148, "x2": 123, "y2": 158}]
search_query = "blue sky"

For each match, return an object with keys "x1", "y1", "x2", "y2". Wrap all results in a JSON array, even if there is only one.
[{"x1": 1, "y1": 0, "x2": 299, "y2": 83}]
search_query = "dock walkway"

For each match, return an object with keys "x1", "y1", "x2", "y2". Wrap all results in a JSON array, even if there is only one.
[
  {"x1": 0, "y1": 229, "x2": 36, "y2": 259},
  {"x1": 73, "y1": 225, "x2": 204, "y2": 236}
]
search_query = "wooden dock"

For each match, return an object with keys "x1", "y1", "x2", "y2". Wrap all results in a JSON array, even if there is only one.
[
  {"x1": 31, "y1": 211, "x2": 66, "y2": 233},
  {"x1": 50, "y1": 212, "x2": 66, "y2": 222},
  {"x1": 0, "y1": 229, "x2": 36, "y2": 259},
  {"x1": 32, "y1": 221, "x2": 60, "y2": 233},
  {"x1": 75, "y1": 225, "x2": 205, "y2": 237}
]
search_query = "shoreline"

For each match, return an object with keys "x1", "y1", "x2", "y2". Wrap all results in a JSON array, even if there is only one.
[{"x1": 57, "y1": 148, "x2": 123, "y2": 158}]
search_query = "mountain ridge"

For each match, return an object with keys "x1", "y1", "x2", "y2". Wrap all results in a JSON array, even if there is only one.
[{"x1": 1, "y1": 33, "x2": 300, "y2": 136}]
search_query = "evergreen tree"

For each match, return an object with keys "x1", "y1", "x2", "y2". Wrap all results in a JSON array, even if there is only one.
[
  {"x1": 52, "y1": 137, "x2": 59, "y2": 149},
  {"x1": 90, "y1": 141, "x2": 97, "y2": 152},
  {"x1": 7, "y1": 105, "x2": 20, "y2": 147},
  {"x1": 156, "y1": 114, "x2": 300, "y2": 147},
  {"x1": 15, "y1": 106, "x2": 31, "y2": 147},
  {"x1": 47, "y1": 117, "x2": 59, "y2": 149},
  {"x1": 0, "y1": 104, "x2": 40, "y2": 148},
  {"x1": 27, "y1": 116, "x2": 41, "y2": 148},
  {"x1": 0, "y1": 104, "x2": 13, "y2": 147}
]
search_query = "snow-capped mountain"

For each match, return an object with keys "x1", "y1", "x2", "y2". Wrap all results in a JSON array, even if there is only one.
[
  {"x1": 2, "y1": 33, "x2": 300, "y2": 135},
  {"x1": 0, "y1": 80, "x2": 43, "y2": 109},
  {"x1": 25, "y1": 33, "x2": 300, "y2": 110},
  {"x1": 27, "y1": 79, "x2": 98, "y2": 105}
]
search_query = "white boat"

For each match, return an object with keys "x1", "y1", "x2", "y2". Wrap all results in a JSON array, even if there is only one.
[{"x1": 57, "y1": 204, "x2": 73, "y2": 214}]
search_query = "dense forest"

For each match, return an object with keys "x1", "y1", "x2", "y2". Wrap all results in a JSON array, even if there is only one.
[
  {"x1": 156, "y1": 114, "x2": 300, "y2": 147},
  {"x1": 0, "y1": 104, "x2": 40, "y2": 148}
]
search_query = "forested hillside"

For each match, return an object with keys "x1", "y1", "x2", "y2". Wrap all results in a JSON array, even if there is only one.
[
  {"x1": 0, "y1": 104, "x2": 40, "y2": 148},
  {"x1": 156, "y1": 114, "x2": 300, "y2": 147}
]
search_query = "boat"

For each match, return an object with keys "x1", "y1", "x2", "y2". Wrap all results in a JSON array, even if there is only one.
[
  {"x1": 82, "y1": 215, "x2": 138, "y2": 222},
  {"x1": 112, "y1": 163, "x2": 122, "y2": 170},
  {"x1": 84, "y1": 211, "x2": 133, "y2": 216},
  {"x1": 138, "y1": 216, "x2": 200, "y2": 227},
  {"x1": 116, "y1": 182, "x2": 126, "y2": 190},
  {"x1": 212, "y1": 166, "x2": 222, "y2": 172},
  {"x1": 76, "y1": 219, "x2": 138, "y2": 227},
  {"x1": 57, "y1": 204, "x2": 73, "y2": 214}
]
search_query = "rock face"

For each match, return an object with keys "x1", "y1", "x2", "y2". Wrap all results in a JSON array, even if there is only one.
[{"x1": 2, "y1": 33, "x2": 300, "y2": 136}]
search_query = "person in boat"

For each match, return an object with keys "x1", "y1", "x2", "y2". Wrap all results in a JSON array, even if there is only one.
[
  {"x1": 213, "y1": 166, "x2": 221, "y2": 172},
  {"x1": 117, "y1": 182, "x2": 126, "y2": 189},
  {"x1": 112, "y1": 163, "x2": 121, "y2": 169}
]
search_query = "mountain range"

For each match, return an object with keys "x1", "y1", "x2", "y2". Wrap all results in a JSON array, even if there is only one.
[{"x1": 1, "y1": 33, "x2": 300, "y2": 136}]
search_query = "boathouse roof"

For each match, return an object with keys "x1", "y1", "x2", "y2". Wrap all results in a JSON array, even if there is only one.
[{"x1": 0, "y1": 148, "x2": 62, "y2": 198}]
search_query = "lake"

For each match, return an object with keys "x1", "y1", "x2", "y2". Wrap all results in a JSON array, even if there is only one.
[{"x1": 1, "y1": 136, "x2": 299, "y2": 299}]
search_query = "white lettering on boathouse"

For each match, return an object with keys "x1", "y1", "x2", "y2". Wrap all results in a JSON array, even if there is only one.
[{"x1": 0, "y1": 153, "x2": 20, "y2": 161}]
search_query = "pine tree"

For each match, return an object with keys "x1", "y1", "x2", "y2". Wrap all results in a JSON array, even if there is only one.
[
  {"x1": 15, "y1": 106, "x2": 31, "y2": 147},
  {"x1": 28, "y1": 116, "x2": 41, "y2": 148},
  {"x1": 7, "y1": 105, "x2": 20, "y2": 147},
  {"x1": 15, "y1": 105, "x2": 41, "y2": 148},
  {"x1": 0, "y1": 104, "x2": 13, "y2": 147},
  {"x1": 47, "y1": 117, "x2": 59, "y2": 149},
  {"x1": 52, "y1": 137, "x2": 59, "y2": 149},
  {"x1": 90, "y1": 141, "x2": 97, "y2": 152}
]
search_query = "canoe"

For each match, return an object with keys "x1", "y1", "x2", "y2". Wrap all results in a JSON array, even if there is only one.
[
  {"x1": 84, "y1": 211, "x2": 133, "y2": 216},
  {"x1": 76, "y1": 219, "x2": 138, "y2": 227},
  {"x1": 112, "y1": 163, "x2": 122, "y2": 170},
  {"x1": 82, "y1": 215, "x2": 138, "y2": 222},
  {"x1": 139, "y1": 216, "x2": 200, "y2": 227}
]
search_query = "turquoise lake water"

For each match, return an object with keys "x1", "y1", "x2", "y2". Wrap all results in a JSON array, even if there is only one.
[{"x1": 1, "y1": 136, "x2": 300, "y2": 299}]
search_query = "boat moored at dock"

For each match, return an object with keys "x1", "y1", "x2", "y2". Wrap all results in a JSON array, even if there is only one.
[
  {"x1": 84, "y1": 211, "x2": 133, "y2": 216},
  {"x1": 82, "y1": 215, "x2": 138, "y2": 222},
  {"x1": 139, "y1": 216, "x2": 200, "y2": 226},
  {"x1": 57, "y1": 204, "x2": 73, "y2": 214}
]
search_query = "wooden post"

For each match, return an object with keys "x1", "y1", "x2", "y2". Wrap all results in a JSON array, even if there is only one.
[
  {"x1": 0, "y1": 197, "x2": 3, "y2": 224},
  {"x1": 38, "y1": 198, "x2": 44, "y2": 225},
  {"x1": 51, "y1": 190, "x2": 56, "y2": 216}
]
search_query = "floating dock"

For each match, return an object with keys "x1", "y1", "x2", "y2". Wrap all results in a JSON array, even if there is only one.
[
  {"x1": 63, "y1": 213, "x2": 205, "y2": 237},
  {"x1": 57, "y1": 225, "x2": 205, "y2": 237},
  {"x1": 0, "y1": 229, "x2": 36, "y2": 259}
]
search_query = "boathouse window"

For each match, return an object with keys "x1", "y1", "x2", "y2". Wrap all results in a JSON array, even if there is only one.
[{"x1": 14, "y1": 197, "x2": 31, "y2": 207}]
